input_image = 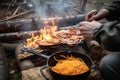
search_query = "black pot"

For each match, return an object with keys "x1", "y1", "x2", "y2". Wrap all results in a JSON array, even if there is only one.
[
  {"x1": 47, "y1": 51, "x2": 92, "y2": 80},
  {"x1": 21, "y1": 47, "x2": 94, "y2": 80}
]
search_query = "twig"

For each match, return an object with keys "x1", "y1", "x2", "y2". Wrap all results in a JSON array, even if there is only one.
[
  {"x1": 1, "y1": 3, "x2": 15, "y2": 6},
  {"x1": 13, "y1": 6, "x2": 21, "y2": 16},
  {"x1": 73, "y1": 8, "x2": 83, "y2": 13},
  {"x1": 5, "y1": 0, "x2": 14, "y2": 17},
  {"x1": 0, "y1": 9, "x2": 34, "y2": 22}
]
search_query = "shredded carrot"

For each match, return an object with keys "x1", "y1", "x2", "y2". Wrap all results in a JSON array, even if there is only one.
[{"x1": 51, "y1": 55, "x2": 89, "y2": 75}]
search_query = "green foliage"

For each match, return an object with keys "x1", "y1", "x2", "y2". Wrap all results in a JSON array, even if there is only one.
[
  {"x1": 10, "y1": 74, "x2": 21, "y2": 80},
  {"x1": 86, "y1": 0, "x2": 113, "y2": 12},
  {"x1": 93, "y1": 0, "x2": 112, "y2": 6}
]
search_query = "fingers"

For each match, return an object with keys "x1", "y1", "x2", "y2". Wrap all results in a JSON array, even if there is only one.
[
  {"x1": 80, "y1": 30, "x2": 93, "y2": 40},
  {"x1": 79, "y1": 21, "x2": 88, "y2": 26},
  {"x1": 79, "y1": 21, "x2": 94, "y2": 40},
  {"x1": 80, "y1": 31, "x2": 93, "y2": 40},
  {"x1": 86, "y1": 9, "x2": 109, "y2": 21},
  {"x1": 89, "y1": 11, "x2": 102, "y2": 21},
  {"x1": 85, "y1": 9, "x2": 97, "y2": 21}
]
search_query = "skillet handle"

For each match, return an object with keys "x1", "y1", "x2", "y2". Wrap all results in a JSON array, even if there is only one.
[{"x1": 40, "y1": 65, "x2": 49, "y2": 80}]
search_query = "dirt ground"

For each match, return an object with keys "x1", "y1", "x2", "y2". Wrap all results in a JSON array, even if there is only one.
[
  {"x1": 1, "y1": 0, "x2": 109, "y2": 80},
  {"x1": 7, "y1": 53, "x2": 21, "y2": 80},
  {"x1": 6, "y1": 40, "x2": 103, "y2": 80},
  {"x1": 7, "y1": 54, "x2": 102, "y2": 80}
]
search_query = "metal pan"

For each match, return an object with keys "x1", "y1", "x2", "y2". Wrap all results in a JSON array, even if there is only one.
[
  {"x1": 37, "y1": 38, "x2": 84, "y2": 47},
  {"x1": 21, "y1": 47, "x2": 94, "y2": 80}
]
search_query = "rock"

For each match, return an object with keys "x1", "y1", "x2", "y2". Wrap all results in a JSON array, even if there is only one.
[
  {"x1": 19, "y1": 60, "x2": 35, "y2": 71},
  {"x1": 22, "y1": 67, "x2": 53, "y2": 80}
]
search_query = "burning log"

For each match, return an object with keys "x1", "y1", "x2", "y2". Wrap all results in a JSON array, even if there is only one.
[
  {"x1": 0, "y1": 23, "x2": 22, "y2": 33},
  {"x1": 23, "y1": 20, "x2": 83, "y2": 49},
  {"x1": 0, "y1": 31, "x2": 40, "y2": 42},
  {"x1": 0, "y1": 14, "x2": 85, "y2": 33},
  {"x1": 0, "y1": 14, "x2": 85, "y2": 43},
  {"x1": 0, "y1": 14, "x2": 85, "y2": 25},
  {"x1": 0, "y1": 25, "x2": 79, "y2": 43}
]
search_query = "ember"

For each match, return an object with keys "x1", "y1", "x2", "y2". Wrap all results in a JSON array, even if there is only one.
[{"x1": 24, "y1": 19, "x2": 84, "y2": 48}]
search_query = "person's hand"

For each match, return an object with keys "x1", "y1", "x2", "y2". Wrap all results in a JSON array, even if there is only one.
[
  {"x1": 79, "y1": 21, "x2": 102, "y2": 40},
  {"x1": 85, "y1": 9, "x2": 109, "y2": 22}
]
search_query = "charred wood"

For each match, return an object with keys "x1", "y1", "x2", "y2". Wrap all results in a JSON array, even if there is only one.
[
  {"x1": 0, "y1": 23, "x2": 22, "y2": 33},
  {"x1": 0, "y1": 14, "x2": 85, "y2": 41},
  {"x1": 0, "y1": 24, "x2": 77, "y2": 43},
  {"x1": 0, "y1": 31, "x2": 40, "y2": 42},
  {"x1": 0, "y1": 14, "x2": 85, "y2": 33}
]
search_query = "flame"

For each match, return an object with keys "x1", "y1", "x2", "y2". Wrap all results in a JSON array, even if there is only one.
[{"x1": 24, "y1": 19, "x2": 83, "y2": 48}]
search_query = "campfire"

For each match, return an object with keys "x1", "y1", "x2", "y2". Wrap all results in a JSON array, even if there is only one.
[{"x1": 24, "y1": 19, "x2": 84, "y2": 49}]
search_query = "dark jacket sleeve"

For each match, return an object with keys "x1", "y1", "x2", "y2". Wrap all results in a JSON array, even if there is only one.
[
  {"x1": 93, "y1": 21, "x2": 120, "y2": 51},
  {"x1": 105, "y1": 0, "x2": 120, "y2": 21}
]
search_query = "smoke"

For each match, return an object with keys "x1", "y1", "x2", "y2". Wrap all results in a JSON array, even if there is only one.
[
  {"x1": 30, "y1": 0, "x2": 48, "y2": 17},
  {"x1": 30, "y1": 0, "x2": 77, "y2": 17},
  {"x1": 51, "y1": 0, "x2": 71, "y2": 16}
]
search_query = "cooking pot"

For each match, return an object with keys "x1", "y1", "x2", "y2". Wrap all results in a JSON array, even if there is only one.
[{"x1": 21, "y1": 47, "x2": 94, "y2": 80}]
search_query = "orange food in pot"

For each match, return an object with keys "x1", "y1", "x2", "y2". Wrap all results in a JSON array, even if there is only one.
[{"x1": 51, "y1": 55, "x2": 89, "y2": 75}]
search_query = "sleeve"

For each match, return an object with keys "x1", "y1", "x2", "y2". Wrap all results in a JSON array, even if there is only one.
[
  {"x1": 105, "y1": 0, "x2": 120, "y2": 21},
  {"x1": 92, "y1": 21, "x2": 120, "y2": 51}
]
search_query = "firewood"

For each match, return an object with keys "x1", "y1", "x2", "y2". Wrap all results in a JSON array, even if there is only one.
[
  {"x1": 0, "y1": 30, "x2": 40, "y2": 42},
  {"x1": 12, "y1": 6, "x2": 21, "y2": 16},
  {"x1": 5, "y1": 0, "x2": 14, "y2": 17},
  {"x1": 0, "y1": 23, "x2": 22, "y2": 33},
  {"x1": 0, "y1": 14, "x2": 85, "y2": 26},
  {"x1": 0, "y1": 9, "x2": 34, "y2": 22}
]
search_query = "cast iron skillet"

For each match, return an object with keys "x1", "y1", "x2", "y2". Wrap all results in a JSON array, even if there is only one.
[
  {"x1": 37, "y1": 38, "x2": 84, "y2": 47},
  {"x1": 21, "y1": 47, "x2": 95, "y2": 80}
]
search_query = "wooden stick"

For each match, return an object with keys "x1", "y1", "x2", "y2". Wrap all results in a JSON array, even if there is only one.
[
  {"x1": 0, "y1": 9, "x2": 34, "y2": 22},
  {"x1": 1, "y1": 3, "x2": 15, "y2": 6},
  {"x1": 13, "y1": 6, "x2": 21, "y2": 16},
  {"x1": 73, "y1": 8, "x2": 83, "y2": 13},
  {"x1": 5, "y1": 0, "x2": 14, "y2": 17}
]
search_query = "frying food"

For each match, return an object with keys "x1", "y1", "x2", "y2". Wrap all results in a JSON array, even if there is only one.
[
  {"x1": 54, "y1": 28, "x2": 84, "y2": 45},
  {"x1": 24, "y1": 20, "x2": 84, "y2": 48},
  {"x1": 51, "y1": 55, "x2": 89, "y2": 75}
]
